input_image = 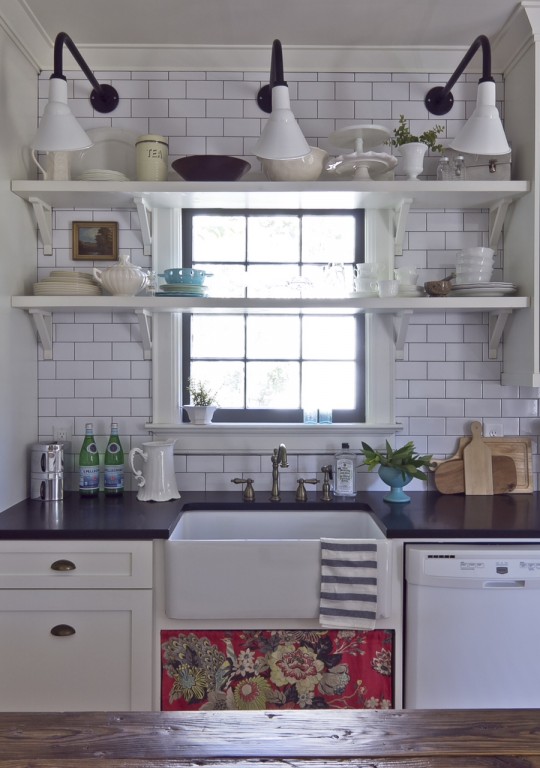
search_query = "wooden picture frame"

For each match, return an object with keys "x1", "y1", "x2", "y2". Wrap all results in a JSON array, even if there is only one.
[{"x1": 72, "y1": 221, "x2": 119, "y2": 261}]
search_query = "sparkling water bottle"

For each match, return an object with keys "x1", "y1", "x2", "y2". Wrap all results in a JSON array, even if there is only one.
[
  {"x1": 79, "y1": 423, "x2": 99, "y2": 497},
  {"x1": 104, "y1": 422, "x2": 124, "y2": 496}
]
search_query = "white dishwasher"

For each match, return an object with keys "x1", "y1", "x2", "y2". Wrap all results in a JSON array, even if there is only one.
[{"x1": 405, "y1": 543, "x2": 540, "y2": 709}]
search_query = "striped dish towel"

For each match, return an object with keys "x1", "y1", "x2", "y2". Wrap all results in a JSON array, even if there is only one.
[{"x1": 319, "y1": 539, "x2": 378, "y2": 630}]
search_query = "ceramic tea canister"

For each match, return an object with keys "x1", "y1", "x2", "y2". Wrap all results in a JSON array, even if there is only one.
[
  {"x1": 93, "y1": 254, "x2": 148, "y2": 296},
  {"x1": 136, "y1": 134, "x2": 169, "y2": 181}
]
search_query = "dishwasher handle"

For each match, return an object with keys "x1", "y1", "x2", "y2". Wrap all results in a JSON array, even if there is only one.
[{"x1": 483, "y1": 580, "x2": 526, "y2": 588}]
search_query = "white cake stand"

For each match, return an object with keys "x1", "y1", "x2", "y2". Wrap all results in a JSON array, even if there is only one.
[{"x1": 328, "y1": 124, "x2": 391, "y2": 154}]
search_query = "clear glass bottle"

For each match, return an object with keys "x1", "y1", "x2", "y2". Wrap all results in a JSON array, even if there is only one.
[
  {"x1": 79, "y1": 423, "x2": 99, "y2": 497},
  {"x1": 334, "y1": 442, "x2": 357, "y2": 497},
  {"x1": 436, "y1": 156, "x2": 451, "y2": 181},
  {"x1": 452, "y1": 155, "x2": 466, "y2": 180},
  {"x1": 104, "y1": 422, "x2": 124, "y2": 496}
]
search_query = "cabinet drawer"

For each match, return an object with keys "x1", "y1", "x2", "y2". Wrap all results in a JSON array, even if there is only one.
[
  {"x1": 0, "y1": 589, "x2": 152, "y2": 711},
  {"x1": 0, "y1": 540, "x2": 152, "y2": 588}
]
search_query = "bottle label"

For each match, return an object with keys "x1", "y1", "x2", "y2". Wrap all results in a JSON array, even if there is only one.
[
  {"x1": 335, "y1": 459, "x2": 355, "y2": 495},
  {"x1": 79, "y1": 466, "x2": 99, "y2": 489},
  {"x1": 104, "y1": 466, "x2": 124, "y2": 490},
  {"x1": 107, "y1": 443, "x2": 122, "y2": 455}
]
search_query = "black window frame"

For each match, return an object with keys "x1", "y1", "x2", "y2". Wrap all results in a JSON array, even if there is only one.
[{"x1": 181, "y1": 208, "x2": 366, "y2": 423}]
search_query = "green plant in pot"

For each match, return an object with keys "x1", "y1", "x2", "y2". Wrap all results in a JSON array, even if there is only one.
[
  {"x1": 359, "y1": 440, "x2": 434, "y2": 503},
  {"x1": 387, "y1": 114, "x2": 445, "y2": 180},
  {"x1": 184, "y1": 378, "x2": 219, "y2": 424}
]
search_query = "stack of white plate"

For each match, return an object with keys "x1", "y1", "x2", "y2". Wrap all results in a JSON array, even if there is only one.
[
  {"x1": 78, "y1": 169, "x2": 130, "y2": 181},
  {"x1": 33, "y1": 270, "x2": 102, "y2": 296},
  {"x1": 450, "y1": 281, "x2": 518, "y2": 297},
  {"x1": 156, "y1": 283, "x2": 208, "y2": 297}
]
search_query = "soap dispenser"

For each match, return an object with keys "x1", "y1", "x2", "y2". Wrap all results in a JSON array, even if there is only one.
[{"x1": 334, "y1": 443, "x2": 357, "y2": 497}]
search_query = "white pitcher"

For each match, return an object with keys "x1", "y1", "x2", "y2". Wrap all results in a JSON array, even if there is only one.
[{"x1": 129, "y1": 440, "x2": 180, "y2": 502}]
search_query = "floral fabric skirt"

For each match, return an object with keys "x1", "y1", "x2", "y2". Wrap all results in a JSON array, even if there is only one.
[{"x1": 161, "y1": 628, "x2": 393, "y2": 710}]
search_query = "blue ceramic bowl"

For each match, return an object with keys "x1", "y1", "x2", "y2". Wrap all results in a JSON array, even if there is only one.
[{"x1": 159, "y1": 268, "x2": 207, "y2": 285}]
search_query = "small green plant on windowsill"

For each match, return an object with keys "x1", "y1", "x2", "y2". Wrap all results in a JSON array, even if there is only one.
[
  {"x1": 387, "y1": 114, "x2": 445, "y2": 153},
  {"x1": 187, "y1": 378, "x2": 219, "y2": 407},
  {"x1": 359, "y1": 440, "x2": 434, "y2": 481}
]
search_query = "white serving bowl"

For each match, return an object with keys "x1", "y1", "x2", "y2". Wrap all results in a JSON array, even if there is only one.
[
  {"x1": 455, "y1": 271, "x2": 493, "y2": 284},
  {"x1": 461, "y1": 247, "x2": 495, "y2": 259},
  {"x1": 259, "y1": 146, "x2": 328, "y2": 182}
]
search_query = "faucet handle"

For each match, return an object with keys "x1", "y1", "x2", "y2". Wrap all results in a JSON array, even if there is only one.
[
  {"x1": 231, "y1": 477, "x2": 255, "y2": 502},
  {"x1": 296, "y1": 477, "x2": 318, "y2": 502}
]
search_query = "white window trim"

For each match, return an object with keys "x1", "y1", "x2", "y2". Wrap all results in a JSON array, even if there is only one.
[{"x1": 148, "y1": 208, "x2": 401, "y2": 453}]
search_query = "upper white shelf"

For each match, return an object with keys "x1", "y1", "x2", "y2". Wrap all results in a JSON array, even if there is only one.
[{"x1": 11, "y1": 179, "x2": 530, "y2": 211}]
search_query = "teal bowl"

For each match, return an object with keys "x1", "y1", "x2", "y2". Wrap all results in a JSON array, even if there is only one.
[{"x1": 159, "y1": 268, "x2": 207, "y2": 285}]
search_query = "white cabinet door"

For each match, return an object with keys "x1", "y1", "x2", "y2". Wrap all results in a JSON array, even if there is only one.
[{"x1": 0, "y1": 589, "x2": 152, "y2": 711}]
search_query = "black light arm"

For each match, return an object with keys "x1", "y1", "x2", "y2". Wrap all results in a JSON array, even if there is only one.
[
  {"x1": 257, "y1": 39, "x2": 287, "y2": 114},
  {"x1": 425, "y1": 34, "x2": 493, "y2": 116},
  {"x1": 53, "y1": 31, "x2": 119, "y2": 114}
]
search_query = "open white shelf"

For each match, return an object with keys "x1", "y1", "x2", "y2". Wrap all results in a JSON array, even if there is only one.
[
  {"x1": 11, "y1": 179, "x2": 530, "y2": 256},
  {"x1": 12, "y1": 294, "x2": 529, "y2": 362}
]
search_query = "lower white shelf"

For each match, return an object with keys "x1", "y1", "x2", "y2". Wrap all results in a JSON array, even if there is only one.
[{"x1": 12, "y1": 294, "x2": 529, "y2": 361}]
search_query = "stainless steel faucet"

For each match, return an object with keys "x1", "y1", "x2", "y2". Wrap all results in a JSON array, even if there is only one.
[{"x1": 270, "y1": 443, "x2": 288, "y2": 501}]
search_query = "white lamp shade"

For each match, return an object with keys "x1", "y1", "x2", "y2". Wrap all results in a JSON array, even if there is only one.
[
  {"x1": 449, "y1": 80, "x2": 510, "y2": 156},
  {"x1": 254, "y1": 85, "x2": 310, "y2": 160},
  {"x1": 31, "y1": 77, "x2": 93, "y2": 152}
]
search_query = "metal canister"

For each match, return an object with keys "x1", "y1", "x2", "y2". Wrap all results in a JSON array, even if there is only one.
[
  {"x1": 136, "y1": 134, "x2": 169, "y2": 181},
  {"x1": 30, "y1": 473, "x2": 64, "y2": 501},
  {"x1": 31, "y1": 442, "x2": 64, "y2": 474}
]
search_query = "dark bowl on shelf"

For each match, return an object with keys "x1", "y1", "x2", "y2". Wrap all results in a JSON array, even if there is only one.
[{"x1": 172, "y1": 155, "x2": 251, "y2": 182}]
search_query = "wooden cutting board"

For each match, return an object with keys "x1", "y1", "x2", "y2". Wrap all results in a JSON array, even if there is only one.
[
  {"x1": 432, "y1": 433, "x2": 533, "y2": 493},
  {"x1": 463, "y1": 421, "x2": 493, "y2": 495},
  {"x1": 434, "y1": 455, "x2": 517, "y2": 495}
]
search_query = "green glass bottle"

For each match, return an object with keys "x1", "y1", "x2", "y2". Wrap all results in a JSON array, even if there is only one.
[
  {"x1": 104, "y1": 422, "x2": 124, "y2": 496},
  {"x1": 79, "y1": 422, "x2": 99, "y2": 497}
]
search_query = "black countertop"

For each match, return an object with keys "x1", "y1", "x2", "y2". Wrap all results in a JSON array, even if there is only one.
[{"x1": 1, "y1": 490, "x2": 540, "y2": 539}]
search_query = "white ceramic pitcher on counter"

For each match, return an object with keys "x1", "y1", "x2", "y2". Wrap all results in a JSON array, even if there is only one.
[{"x1": 129, "y1": 440, "x2": 180, "y2": 502}]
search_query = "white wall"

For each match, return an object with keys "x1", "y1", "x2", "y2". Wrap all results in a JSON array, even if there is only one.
[
  {"x1": 0, "y1": 26, "x2": 38, "y2": 508},
  {"x1": 29, "y1": 67, "x2": 540, "y2": 495}
]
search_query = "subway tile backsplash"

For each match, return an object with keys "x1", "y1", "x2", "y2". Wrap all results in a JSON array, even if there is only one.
[{"x1": 35, "y1": 68, "x2": 540, "y2": 492}]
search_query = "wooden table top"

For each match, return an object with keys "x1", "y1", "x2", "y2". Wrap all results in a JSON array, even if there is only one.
[{"x1": 1, "y1": 710, "x2": 540, "y2": 767}]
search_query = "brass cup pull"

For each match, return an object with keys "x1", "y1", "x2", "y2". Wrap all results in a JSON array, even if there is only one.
[
  {"x1": 50, "y1": 559, "x2": 76, "y2": 571},
  {"x1": 51, "y1": 624, "x2": 76, "y2": 637}
]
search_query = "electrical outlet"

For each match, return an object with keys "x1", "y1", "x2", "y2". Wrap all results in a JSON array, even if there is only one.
[
  {"x1": 53, "y1": 425, "x2": 71, "y2": 443},
  {"x1": 484, "y1": 420, "x2": 504, "y2": 438}
]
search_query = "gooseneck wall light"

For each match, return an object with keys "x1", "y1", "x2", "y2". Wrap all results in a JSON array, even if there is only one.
[
  {"x1": 254, "y1": 39, "x2": 310, "y2": 160},
  {"x1": 32, "y1": 31, "x2": 120, "y2": 152},
  {"x1": 424, "y1": 34, "x2": 510, "y2": 156}
]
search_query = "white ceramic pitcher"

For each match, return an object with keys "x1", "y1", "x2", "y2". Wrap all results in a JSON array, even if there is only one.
[{"x1": 129, "y1": 440, "x2": 180, "y2": 502}]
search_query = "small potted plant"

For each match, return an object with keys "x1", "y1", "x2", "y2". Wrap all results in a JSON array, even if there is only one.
[
  {"x1": 183, "y1": 378, "x2": 219, "y2": 424},
  {"x1": 359, "y1": 440, "x2": 434, "y2": 503},
  {"x1": 387, "y1": 114, "x2": 445, "y2": 179}
]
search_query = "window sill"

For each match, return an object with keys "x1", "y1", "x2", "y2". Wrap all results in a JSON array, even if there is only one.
[{"x1": 147, "y1": 422, "x2": 402, "y2": 454}]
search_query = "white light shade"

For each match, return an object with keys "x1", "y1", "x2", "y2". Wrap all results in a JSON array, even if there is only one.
[
  {"x1": 31, "y1": 77, "x2": 93, "y2": 152},
  {"x1": 449, "y1": 80, "x2": 510, "y2": 156},
  {"x1": 254, "y1": 85, "x2": 310, "y2": 160}
]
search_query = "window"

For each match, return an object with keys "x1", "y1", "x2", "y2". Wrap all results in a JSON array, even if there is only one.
[{"x1": 181, "y1": 210, "x2": 365, "y2": 423}]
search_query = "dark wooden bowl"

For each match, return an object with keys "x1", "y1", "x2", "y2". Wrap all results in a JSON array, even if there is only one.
[{"x1": 172, "y1": 155, "x2": 251, "y2": 181}]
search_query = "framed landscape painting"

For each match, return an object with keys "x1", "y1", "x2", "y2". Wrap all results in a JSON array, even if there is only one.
[{"x1": 72, "y1": 221, "x2": 119, "y2": 260}]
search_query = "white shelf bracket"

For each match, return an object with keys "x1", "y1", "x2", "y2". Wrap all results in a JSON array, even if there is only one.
[
  {"x1": 29, "y1": 196, "x2": 53, "y2": 255},
  {"x1": 29, "y1": 309, "x2": 53, "y2": 359},
  {"x1": 488, "y1": 309, "x2": 512, "y2": 360},
  {"x1": 134, "y1": 196, "x2": 152, "y2": 256},
  {"x1": 135, "y1": 309, "x2": 152, "y2": 360},
  {"x1": 394, "y1": 309, "x2": 413, "y2": 359},
  {"x1": 488, "y1": 197, "x2": 510, "y2": 250},
  {"x1": 393, "y1": 198, "x2": 412, "y2": 256}
]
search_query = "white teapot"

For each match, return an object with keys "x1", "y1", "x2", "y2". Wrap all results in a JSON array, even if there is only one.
[{"x1": 93, "y1": 254, "x2": 148, "y2": 296}]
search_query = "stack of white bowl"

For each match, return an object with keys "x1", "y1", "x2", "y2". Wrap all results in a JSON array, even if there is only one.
[{"x1": 455, "y1": 247, "x2": 494, "y2": 285}]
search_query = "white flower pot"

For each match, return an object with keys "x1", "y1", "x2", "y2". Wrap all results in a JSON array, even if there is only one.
[
  {"x1": 183, "y1": 405, "x2": 217, "y2": 424},
  {"x1": 399, "y1": 142, "x2": 428, "y2": 180}
]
